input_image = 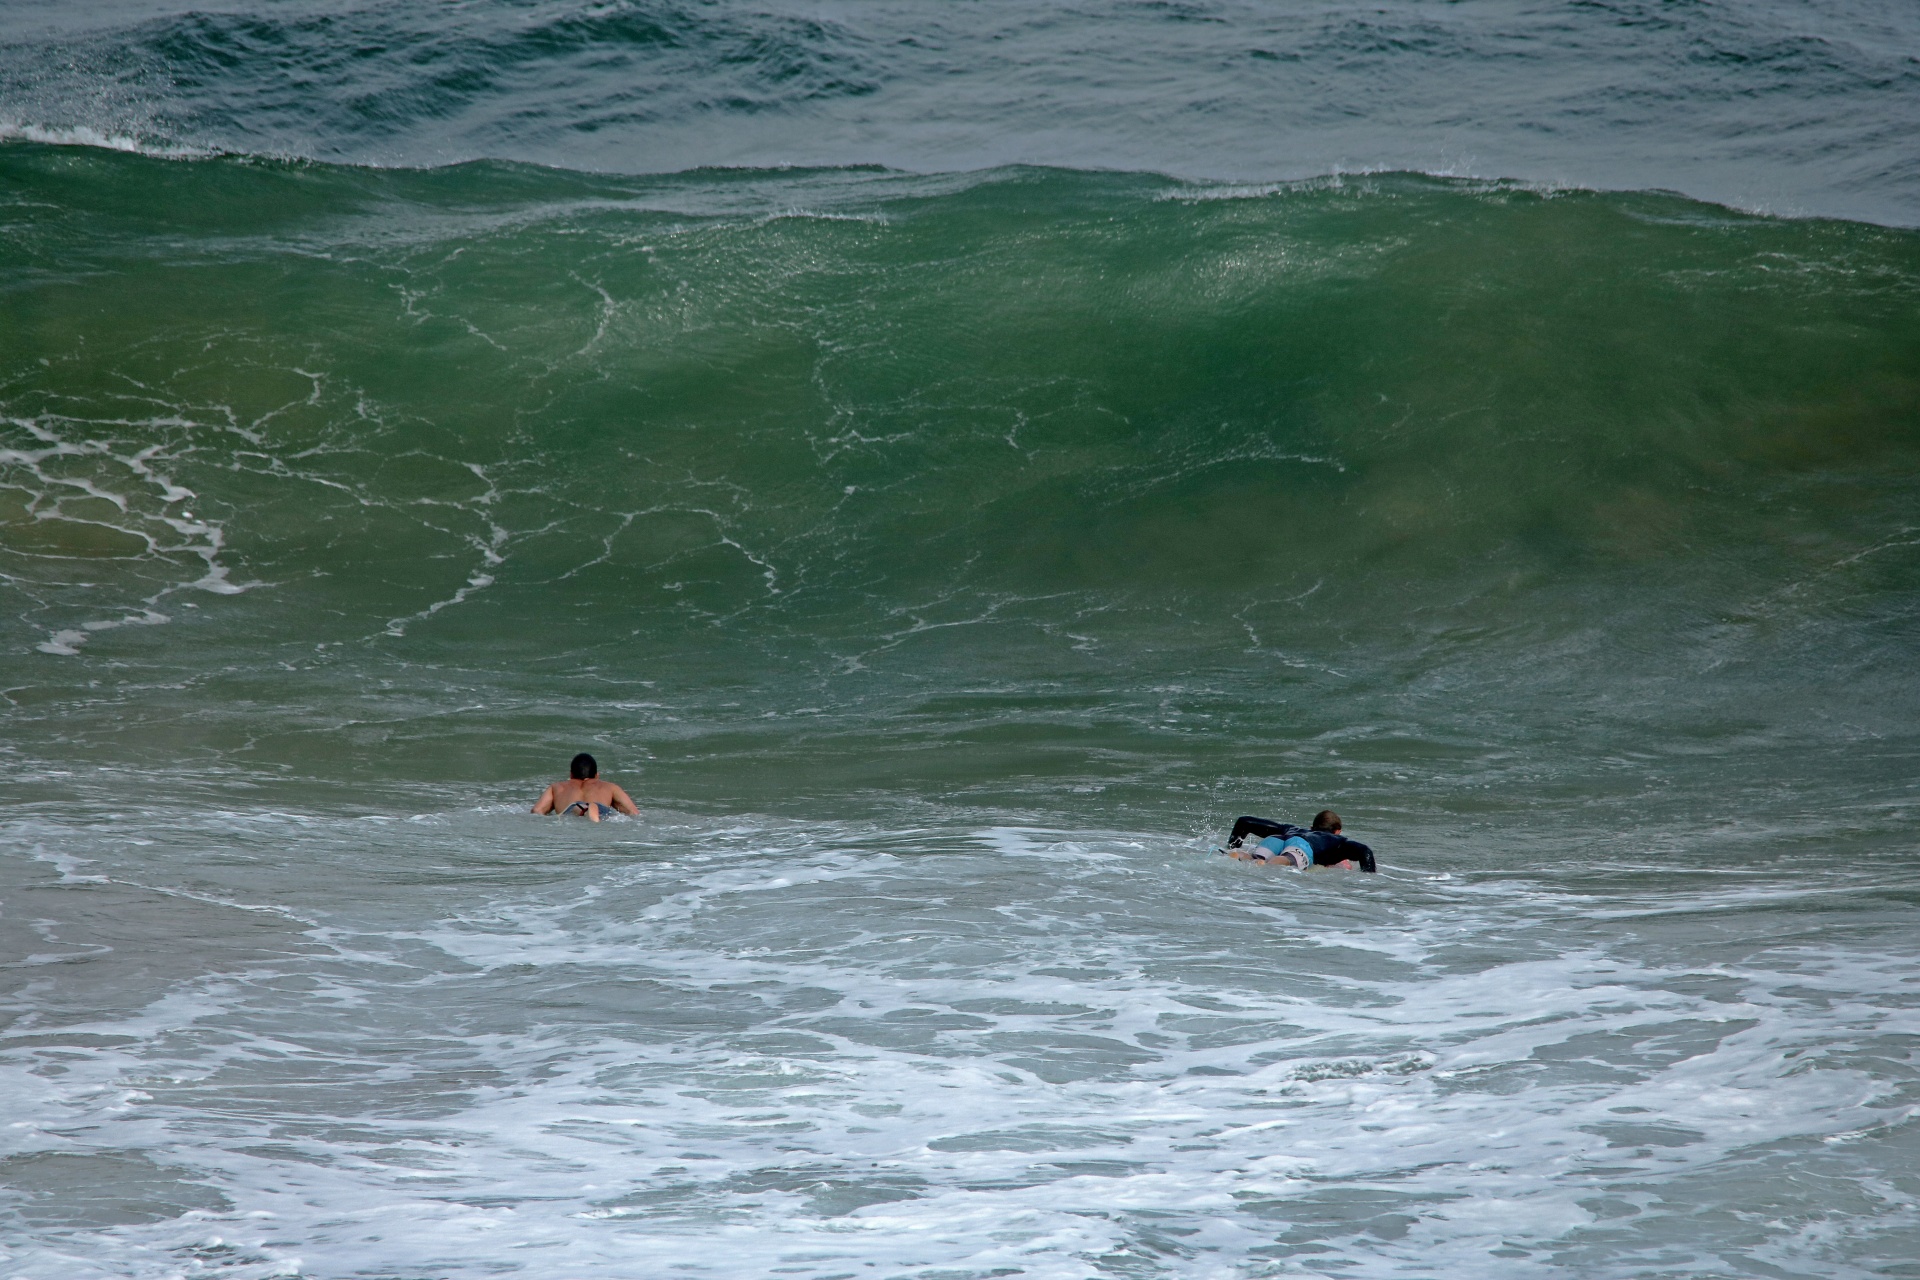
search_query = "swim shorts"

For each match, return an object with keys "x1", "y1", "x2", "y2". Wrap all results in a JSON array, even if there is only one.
[{"x1": 1258, "y1": 835, "x2": 1313, "y2": 869}]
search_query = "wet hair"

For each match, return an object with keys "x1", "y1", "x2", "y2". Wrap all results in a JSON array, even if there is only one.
[
  {"x1": 1311, "y1": 809, "x2": 1341, "y2": 832},
  {"x1": 570, "y1": 752, "x2": 598, "y2": 780}
]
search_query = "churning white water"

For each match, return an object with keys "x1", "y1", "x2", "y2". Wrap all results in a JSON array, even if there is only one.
[{"x1": 4, "y1": 799, "x2": 1915, "y2": 1278}]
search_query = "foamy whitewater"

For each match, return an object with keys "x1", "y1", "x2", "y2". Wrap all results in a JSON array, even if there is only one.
[{"x1": 2, "y1": 3, "x2": 1918, "y2": 1278}]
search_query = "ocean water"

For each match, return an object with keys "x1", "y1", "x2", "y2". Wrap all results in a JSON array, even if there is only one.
[{"x1": 3, "y1": 4, "x2": 1920, "y2": 1279}]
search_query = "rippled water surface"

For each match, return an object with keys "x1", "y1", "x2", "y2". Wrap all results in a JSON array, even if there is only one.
[
  {"x1": 3, "y1": 3, "x2": 1920, "y2": 1278},
  {"x1": 7, "y1": 804, "x2": 1918, "y2": 1279},
  {"x1": 4, "y1": 0, "x2": 1920, "y2": 222}
]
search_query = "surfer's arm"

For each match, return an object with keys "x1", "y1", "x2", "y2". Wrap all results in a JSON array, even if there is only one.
[
  {"x1": 531, "y1": 784, "x2": 559, "y2": 815},
  {"x1": 608, "y1": 785, "x2": 640, "y2": 817},
  {"x1": 1319, "y1": 837, "x2": 1376, "y2": 873}
]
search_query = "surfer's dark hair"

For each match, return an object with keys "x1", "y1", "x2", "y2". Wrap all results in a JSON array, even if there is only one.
[
  {"x1": 1311, "y1": 810, "x2": 1341, "y2": 832},
  {"x1": 570, "y1": 752, "x2": 598, "y2": 780}
]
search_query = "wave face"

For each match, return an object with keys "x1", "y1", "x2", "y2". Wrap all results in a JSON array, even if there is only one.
[
  {"x1": 5, "y1": 151, "x2": 1918, "y2": 809},
  {"x1": 3, "y1": 151, "x2": 1920, "y2": 1277},
  {"x1": 5, "y1": 0, "x2": 1920, "y2": 223}
]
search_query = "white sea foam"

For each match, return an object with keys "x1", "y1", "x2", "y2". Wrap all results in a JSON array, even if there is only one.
[
  {"x1": 1, "y1": 811, "x2": 1914, "y2": 1279},
  {"x1": 2, "y1": 416, "x2": 251, "y2": 655},
  {"x1": 0, "y1": 120, "x2": 205, "y2": 159}
]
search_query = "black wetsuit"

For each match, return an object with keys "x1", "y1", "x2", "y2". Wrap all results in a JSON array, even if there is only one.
[{"x1": 1229, "y1": 816, "x2": 1377, "y2": 873}]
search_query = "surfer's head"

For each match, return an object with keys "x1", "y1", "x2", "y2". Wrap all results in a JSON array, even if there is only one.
[
  {"x1": 1311, "y1": 810, "x2": 1341, "y2": 832},
  {"x1": 570, "y1": 752, "x2": 598, "y2": 780}
]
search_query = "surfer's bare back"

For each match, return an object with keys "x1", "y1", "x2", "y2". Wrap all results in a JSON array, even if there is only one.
[{"x1": 532, "y1": 753, "x2": 639, "y2": 821}]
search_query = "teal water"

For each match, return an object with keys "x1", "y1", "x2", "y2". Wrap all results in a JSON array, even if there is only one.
[
  {"x1": 4, "y1": 5, "x2": 1920, "y2": 1272},
  {"x1": 4, "y1": 149, "x2": 1918, "y2": 1278},
  {"x1": 5, "y1": 152, "x2": 1919, "y2": 814},
  {"x1": 4, "y1": 0, "x2": 1920, "y2": 224}
]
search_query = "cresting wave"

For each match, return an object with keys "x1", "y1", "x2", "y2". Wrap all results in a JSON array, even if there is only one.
[
  {"x1": 5, "y1": 7, "x2": 1920, "y2": 1279},
  {"x1": 0, "y1": 121, "x2": 204, "y2": 156},
  {"x1": 5, "y1": 145, "x2": 1917, "y2": 677},
  {"x1": 3, "y1": 134, "x2": 1920, "y2": 1280}
]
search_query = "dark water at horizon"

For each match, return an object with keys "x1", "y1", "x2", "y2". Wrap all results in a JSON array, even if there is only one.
[
  {"x1": 4, "y1": 0, "x2": 1920, "y2": 224},
  {"x1": 3, "y1": 5, "x2": 1919, "y2": 1279}
]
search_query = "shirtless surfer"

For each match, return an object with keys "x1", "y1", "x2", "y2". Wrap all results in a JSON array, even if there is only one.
[
  {"x1": 1224, "y1": 810, "x2": 1377, "y2": 872},
  {"x1": 532, "y1": 753, "x2": 640, "y2": 821}
]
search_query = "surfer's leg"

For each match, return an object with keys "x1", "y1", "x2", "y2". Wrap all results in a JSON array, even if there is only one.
[
  {"x1": 1230, "y1": 816, "x2": 1287, "y2": 844},
  {"x1": 1231, "y1": 836, "x2": 1293, "y2": 866},
  {"x1": 1277, "y1": 837, "x2": 1313, "y2": 869}
]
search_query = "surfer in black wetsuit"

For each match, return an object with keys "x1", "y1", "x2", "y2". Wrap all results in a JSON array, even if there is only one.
[{"x1": 1226, "y1": 809, "x2": 1376, "y2": 872}]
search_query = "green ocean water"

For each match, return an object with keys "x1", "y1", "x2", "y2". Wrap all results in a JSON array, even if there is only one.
[
  {"x1": 8, "y1": 4, "x2": 1920, "y2": 1276},
  {"x1": 4, "y1": 147, "x2": 1918, "y2": 828},
  {"x1": 5, "y1": 143, "x2": 1920, "y2": 1280}
]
